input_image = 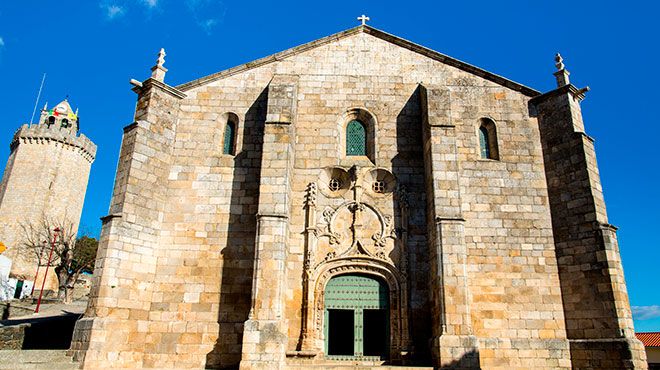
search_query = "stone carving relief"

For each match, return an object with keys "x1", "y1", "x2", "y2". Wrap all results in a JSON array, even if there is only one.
[
  {"x1": 297, "y1": 165, "x2": 412, "y2": 359},
  {"x1": 315, "y1": 200, "x2": 396, "y2": 265}
]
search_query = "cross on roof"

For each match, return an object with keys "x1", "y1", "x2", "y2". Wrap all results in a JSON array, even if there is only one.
[{"x1": 357, "y1": 14, "x2": 370, "y2": 26}]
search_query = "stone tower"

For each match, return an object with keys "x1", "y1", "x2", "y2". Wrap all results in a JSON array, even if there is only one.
[{"x1": 0, "y1": 99, "x2": 97, "y2": 292}]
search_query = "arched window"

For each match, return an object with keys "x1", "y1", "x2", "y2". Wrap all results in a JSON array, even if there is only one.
[
  {"x1": 478, "y1": 118, "x2": 499, "y2": 160},
  {"x1": 61, "y1": 118, "x2": 70, "y2": 128},
  {"x1": 346, "y1": 120, "x2": 366, "y2": 156},
  {"x1": 47, "y1": 116, "x2": 56, "y2": 127},
  {"x1": 223, "y1": 120, "x2": 235, "y2": 155},
  {"x1": 479, "y1": 126, "x2": 491, "y2": 159}
]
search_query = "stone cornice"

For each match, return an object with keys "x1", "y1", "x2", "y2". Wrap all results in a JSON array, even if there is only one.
[
  {"x1": 175, "y1": 25, "x2": 541, "y2": 97},
  {"x1": 529, "y1": 84, "x2": 590, "y2": 107},
  {"x1": 134, "y1": 78, "x2": 187, "y2": 99}
]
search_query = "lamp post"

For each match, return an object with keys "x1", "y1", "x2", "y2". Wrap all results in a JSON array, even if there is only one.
[
  {"x1": 34, "y1": 227, "x2": 60, "y2": 314},
  {"x1": 30, "y1": 240, "x2": 48, "y2": 296}
]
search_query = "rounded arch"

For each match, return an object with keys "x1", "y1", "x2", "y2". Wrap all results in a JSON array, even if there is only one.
[
  {"x1": 313, "y1": 257, "x2": 402, "y2": 296},
  {"x1": 221, "y1": 112, "x2": 239, "y2": 155},
  {"x1": 346, "y1": 120, "x2": 367, "y2": 156},
  {"x1": 337, "y1": 108, "x2": 377, "y2": 164},
  {"x1": 478, "y1": 117, "x2": 499, "y2": 160},
  {"x1": 309, "y1": 257, "x2": 410, "y2": 360}
]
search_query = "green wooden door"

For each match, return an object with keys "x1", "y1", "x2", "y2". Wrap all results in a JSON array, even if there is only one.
[{"x1": 324, "y1": 274, "x2": 389, "y2": 360}]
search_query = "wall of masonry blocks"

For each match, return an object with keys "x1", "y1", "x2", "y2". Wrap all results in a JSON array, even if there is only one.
[
  {"x1": 533, "y1": 87, "x2": 646, "y2": 369},
  {"x1": 0, "y1": 124, "x2": 95, "y2": 290},
  {"x1": 72, "y1": 27, "x2": 643, "y2": 369}
]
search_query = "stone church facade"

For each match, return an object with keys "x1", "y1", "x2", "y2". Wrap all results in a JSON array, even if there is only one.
[{"x1": 71, "y1": 25, "x2": 646, "y2": 369}]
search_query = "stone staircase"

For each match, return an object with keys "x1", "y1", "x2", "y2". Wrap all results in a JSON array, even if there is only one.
[{"x1": 0, "y1": 350, "x2": 78, "y2": 369}]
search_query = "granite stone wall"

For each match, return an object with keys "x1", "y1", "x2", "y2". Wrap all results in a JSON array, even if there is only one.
[{"x1": 71, "y1": 26, "x2": 643, "y2": 370}]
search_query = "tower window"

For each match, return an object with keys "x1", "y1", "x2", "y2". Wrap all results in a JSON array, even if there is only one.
[
  {"x1": 47, "y1": 116, "x2": 56, "y2": 127},
  {"x1": 478, "y1": 118, "x2": 499, "y2": 160},
  {"x1": 346, "y1": 120, "x2": 366, "y2": 156},
  {"x1": 61, "y1": 119, "x2": 70, "y2": 128},
  {"x1": 223, "y1": 120, "x2": 235, "y2": 155}
]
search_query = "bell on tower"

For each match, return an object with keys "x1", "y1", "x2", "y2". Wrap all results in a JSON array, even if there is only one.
[{"x1": 39, "y1": 99, "x2": 80, "y2": 132}]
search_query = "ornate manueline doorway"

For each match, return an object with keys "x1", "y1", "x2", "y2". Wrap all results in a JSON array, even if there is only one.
[
  {"x1": 297, "y1": 167, "x2": 412, "y2": 362},
  {"x1": 324, "y1": 274, "x2": 389, "y2": 360}
]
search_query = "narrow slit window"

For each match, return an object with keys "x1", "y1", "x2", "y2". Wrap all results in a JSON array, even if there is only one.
[
  {"x1": 223, "y1": 120, "x2": 235, "y2": 155},
  {"x1": 479, "y1": 126, "x2": 490, "y2": 159},
  {"x1": 346, "y1": 120, "x2": 366, "y2": 156},
  {"x1": 478, "y1": 118, "x2": 499, "y2": 160}
]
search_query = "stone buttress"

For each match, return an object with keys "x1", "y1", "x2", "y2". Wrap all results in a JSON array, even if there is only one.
[
  {"x1": 420, "y1": 85, "x2": 480, "y2": 368},
  {"x1": 530, "y1": 59, "x2": 647, "y2": 369},
  {"x1": 70, "y1": 64, "x2": 187, "y2": 367},
  {"x1": 239, "y1": 75, "x2": 298, "y2": 370}
]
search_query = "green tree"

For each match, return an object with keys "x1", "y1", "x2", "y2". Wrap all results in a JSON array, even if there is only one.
[{"x1": 72, "y1": 236, "x2": 98, "y2": 274}]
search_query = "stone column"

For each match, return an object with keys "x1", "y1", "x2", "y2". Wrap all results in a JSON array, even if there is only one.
[
  {"x1": 298, "y1": 182, "x2": 318, "y2": 353},
  {"x1": 420, "y1": 85, "x2": 479, "y2": 368},
  {"x1": 70, "y1": 78, "x2": 184, "y2": 369},
  {"x1": 240, "y1": 75, "x2": 298, "y2": 370},
  {"x1": 531, "y1": 84, "x2": 647, "y2": 369}
]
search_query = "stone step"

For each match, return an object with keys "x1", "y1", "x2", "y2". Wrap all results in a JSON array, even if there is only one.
[
  {"x1": 0, "y1": 350, "x2": 78, "y2": 370},
  {"x1": 286, "y1": 364, "x2": 432, "y2": 370},
  {"x1": 287, "y1": 367, "x2": 433, "y2": 370}
]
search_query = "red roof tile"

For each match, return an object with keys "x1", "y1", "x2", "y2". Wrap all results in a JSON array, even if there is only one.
[{"x1": 637, "y1": 332, "x2": 660, "y2": 347}]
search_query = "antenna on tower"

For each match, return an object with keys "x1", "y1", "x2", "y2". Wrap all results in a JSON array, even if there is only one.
[{"x1": 29, "y1": 73, "x2": 47, "y2": 124}]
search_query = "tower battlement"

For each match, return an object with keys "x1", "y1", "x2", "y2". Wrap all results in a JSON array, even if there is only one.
[{"x1": 11, "y1": 123, "x2": 97, "y2": 162}]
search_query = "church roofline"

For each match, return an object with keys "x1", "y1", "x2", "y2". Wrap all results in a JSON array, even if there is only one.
[{"x1": 176, "y1": 25, "x2": 540, "y2": 97}]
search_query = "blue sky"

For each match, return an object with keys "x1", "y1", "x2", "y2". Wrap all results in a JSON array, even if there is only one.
[{"x1": 0, "y1": 1, "x2": 658, "y2": 331}]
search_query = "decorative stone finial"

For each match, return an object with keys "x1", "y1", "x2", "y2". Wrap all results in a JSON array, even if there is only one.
[
  {"x1": 554, "y1": 53, "x2": 565, "y2": 71},
  {"x1": 151, "y1": 48, "x2": 168, "y2": 82},
  {"x1": 157, "y1": 48, "x2": 165, "y2": 67},
  {"x1": 553, "y1": 52, "x2": 570, "y2": 88},
  {"x1": 357, "y1": 14, "x2": 370, "y2": 26}
]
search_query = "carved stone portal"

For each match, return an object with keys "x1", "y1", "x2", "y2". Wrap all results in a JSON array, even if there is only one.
[{"x1": 298, "y1": 166, "x2": 411, "y2": 363}]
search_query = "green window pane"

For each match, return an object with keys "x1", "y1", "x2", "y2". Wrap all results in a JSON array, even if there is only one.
[
  {"x1": 223, "y1": 121, "x2": 235, "y2": 154},
  {"x1": 346, "y1": 120, "x2": 366, "y2": 156},
  {"x1": 479, "y1": 126, "x2": 490, "y2": 159}
]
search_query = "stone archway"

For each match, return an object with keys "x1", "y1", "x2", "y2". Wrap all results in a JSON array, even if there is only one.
[
  {"x1": 324, "y1": 274, "x2": 390, "y2": 359},
  {"x1": 309, "y1": 258, "x2": 410, "y2": 363},
  {"x1": 297, "y1": 168, "x2": 411, "y2": 363}
]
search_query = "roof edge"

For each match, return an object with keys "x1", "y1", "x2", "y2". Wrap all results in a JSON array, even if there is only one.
[{"x1": 176, "y1": 25, "x2": 540, "y2": 97}]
